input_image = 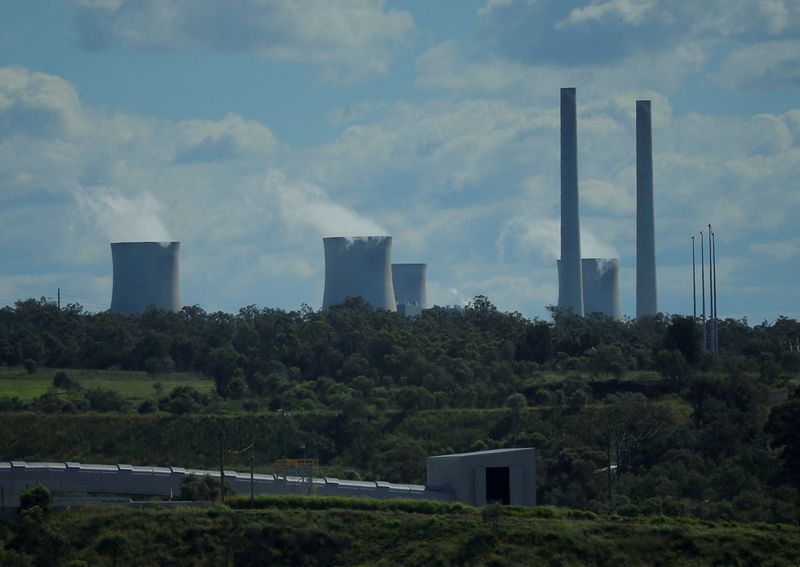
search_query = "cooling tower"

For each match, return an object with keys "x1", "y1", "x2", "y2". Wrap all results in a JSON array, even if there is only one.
[
  {"x1": 636, "y1": 100, "x2": 658, "y2": 317},
  {"x1": 581, "y1": 258, "x2": 621, "y2": 320},
  {"x1": 392, "y1": 263, "x2": 427, "y2": 308},
  {"x1": 322, "y1": 236, "x2": 397, "y2": 311},
  {"x1": 557, "y1": 258, "x2": 621, "y2": 320},
  {"x1": 110, "y1": 242, "x2": 181, "y2": 315},
  {"x1": 557, "y1": 87, "x2": 584, "y2": 316}
]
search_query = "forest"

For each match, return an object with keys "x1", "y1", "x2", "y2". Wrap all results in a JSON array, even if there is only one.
[{"x1": 0, "y1": 296, "x2": 799, "y2": 524}]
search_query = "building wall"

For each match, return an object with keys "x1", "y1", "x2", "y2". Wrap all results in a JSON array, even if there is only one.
[
  {"x1": 426, "y1": 448, "x2": 536, "y2": 507},
  {"x1": 110, "y1": 242, "x2": 181, "y2": 314}
]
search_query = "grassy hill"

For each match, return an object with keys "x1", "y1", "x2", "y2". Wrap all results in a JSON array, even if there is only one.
[{"x1": 2, "y1": 497, "x2": 799, "y2": 566}]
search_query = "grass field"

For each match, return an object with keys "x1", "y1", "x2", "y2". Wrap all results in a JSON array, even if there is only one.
[
  {"x1": 0, "y1": 367, "x2": 215, "y2": 402},
  {"x1": 3, "y1": 499, "x2": 799, "y2": 566}
]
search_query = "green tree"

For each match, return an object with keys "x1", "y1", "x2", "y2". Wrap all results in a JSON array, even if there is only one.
[{"x1": 18, "y1": 485, "x2": 51, "y2": 512}]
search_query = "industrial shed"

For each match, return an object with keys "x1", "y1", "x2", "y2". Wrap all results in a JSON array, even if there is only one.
[{"x1": 426, "y1": 448, "x2": 537, "y2": 507}]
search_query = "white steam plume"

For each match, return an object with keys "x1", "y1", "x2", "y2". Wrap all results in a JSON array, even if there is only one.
[
  {"x1": 265, "y1": 170, "x2": 387, "y2": 237},
  {"x1": 498, "y1": 216, "x2": 618, "y2": 261},
  {"x1": 75, "y1": 187, "x2": 171, "y2": 242}
]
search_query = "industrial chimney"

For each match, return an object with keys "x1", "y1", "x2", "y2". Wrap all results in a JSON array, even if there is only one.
[
  {"x1": 636, "y1": 100, "x2": 658, "y2": 317},
  {"x1": 392, "y1": 263, "x2": 427, "y2": 309},
  {"x1": 557, "y1": 87, "x2": 584, "y2": 316},
  {"x1": 110, "y1": 242, "x2": 181, "y2": 315},
  {"x1": 557, "y1": 258, "x2": 621, "y2": 320},
  {"x1": 322, "y1": 236, "x2": 397, "y2": 311}
]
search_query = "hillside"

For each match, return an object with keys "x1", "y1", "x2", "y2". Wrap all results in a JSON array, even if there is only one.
[{"x1": 2, "y1": 498, "x2": 800, "y2": 566}]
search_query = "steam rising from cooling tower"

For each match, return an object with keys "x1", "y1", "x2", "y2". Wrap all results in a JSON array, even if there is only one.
[
  {"x1": 557, "y1": 87, "x2": 584, "y2": 316},
  {"x1": 75, "y1": 188, "x2": 171, "y2": 243},
  {"x1": 110, "y1": 242, "x2": 181, "y2": 315},
  {"x1": 636, "y1": 100, "x2": 658, "y2": 318},
  {"x1": 322, "y1": 236, "x2": 396, "y2": 311},
  {"x1": 392, "y1": 264, "x2": 427, "y2": 308}
]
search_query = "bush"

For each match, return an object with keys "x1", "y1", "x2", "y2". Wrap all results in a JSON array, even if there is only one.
[
  {"x1": 137, "y1": 399, "x2": 157, "y2": 414},
  {"x1": 18, "y1": 485, "x2": 51, "y2": 512},
  {"x1": 179, "y1": 475, "x2": 234, "y2": 501},
  {"x1": 86, "y1": 389, "x2": 127, "y2": 412},
  {"x1": 53, "y1": 371, "x2": 81, "y2": 391},
  {"x1": 23, "y1": 359, "x2": 37, "y2": 374}
]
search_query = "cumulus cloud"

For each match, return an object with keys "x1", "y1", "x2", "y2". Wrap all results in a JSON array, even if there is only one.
[
  {"x1": 0, "y1": 66, "x2": 87, "y2": 139},
  {"x1": 174, "y1": 113, "x2": 279, "y2": 164},
  {"x1": 477, "y1": 0, "x2": 800, "y2": 76},
  {"x1": 67, "y1": 0, "x2": 414, "y2": 77},
  {"x1": 717, "y1": 39, "x2": 800, "y2": 90}
]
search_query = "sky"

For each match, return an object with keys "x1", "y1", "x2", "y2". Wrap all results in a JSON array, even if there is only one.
[{"x1": 0, "y1": 0, "x2": 798, "y2": 322}]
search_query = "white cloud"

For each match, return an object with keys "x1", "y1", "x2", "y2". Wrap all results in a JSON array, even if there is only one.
[
  {"x1": 174, "y1": 113, "x2": 279, "y2": 164},
  {"x1": 67, "y1": 0, "x2": 414, "y2": 77},
  {"x1": 0, "y1": 66, "x2": 87, "y2": 140},
  {"x1": 749, "y1": 237, "x2": 800, "y2": 262},
  {"x1": 717, "y1": 39, "x2": 800, "y2": 90},
  {"x1": 558, "y1": 0, "x2": 659, "y2": 28}
]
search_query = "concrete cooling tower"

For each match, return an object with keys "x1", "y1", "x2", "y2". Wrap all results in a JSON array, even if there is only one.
[
  {"x1": 110, "y1": 242, "x2": 181, "y2": 315},
  {"x1": 392, "y1": 263, "x2": 427, "y2": 308},
  {"x1": 557, "y1": 258, "x2": 621, "y2": 320},
  {"x1": 581, "y1": 258, "x2": 621, "y2": 320},
  {"x1": 558, "y1": 87, "x2": 584, "y2": 316},
  {"x1": 636, "y1": 100, "x2": 658, "y2": 318},
  {"x1": 322, "y1": 236, "x2": 397, "y2": 311}
]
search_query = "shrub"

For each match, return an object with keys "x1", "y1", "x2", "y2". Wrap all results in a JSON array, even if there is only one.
[
  {"x1": 53, "y1": 371, "x2": 81, "y2": 391},
  {"x1": 18, "y1": 484, "x2": 51, "y2": 512}
]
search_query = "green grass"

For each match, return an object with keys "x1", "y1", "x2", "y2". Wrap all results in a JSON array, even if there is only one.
[
  {"x1": 3, "y1": 501, "x2": 799, "y2": 566},
  {"x1": 0, "y1": 367, "x2": 214, "y2": 402}
]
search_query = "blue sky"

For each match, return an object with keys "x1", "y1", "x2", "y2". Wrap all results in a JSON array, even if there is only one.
[{"x1": 1, "y1": 0, "x2": 798, "y2": 321}]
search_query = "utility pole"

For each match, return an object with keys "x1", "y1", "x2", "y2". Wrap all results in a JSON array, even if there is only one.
[
  {"x1": 711, "y1": 231, "x2": 719, "y2": 354},
  {"x1": 700, "y1": 231, "x2": 706, "y2": 352},
  {"x1": 57, "y1": 288, "x2": 60, "y2": 309},
  {"x1": 219, "y1": 441, "x2": 225, "y2": 503},
  {"x1": 607, "y1": 428, "x2": 612, "y2": 504},
  {"x1": 691, "y1": 237, "x2": 696, "y2": 319},
  {"x1": 250, "y1": 454, "x2": 255, "y2": 507}
]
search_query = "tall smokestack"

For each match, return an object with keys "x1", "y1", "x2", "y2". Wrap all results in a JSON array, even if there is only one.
[
  {"x1": 636, "y1": 100, "x2": 657, "y2": 318},
  {"x1": 322, "y1": 236, "x2": 397, "y2": 311},
  {"x1": 558, "y1": 87, "x2": 583, "y2": 316},
  {"x1": 110, "y1": 242, "x2": 181, "y2": 314},
  {"x1": 392, "y1": 263, "x2": 427, "y2": 308}
]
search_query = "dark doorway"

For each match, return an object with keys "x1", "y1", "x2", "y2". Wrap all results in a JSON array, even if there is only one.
[{"x1": 485, "y1": 467, "x2": 510, "y2": 505}]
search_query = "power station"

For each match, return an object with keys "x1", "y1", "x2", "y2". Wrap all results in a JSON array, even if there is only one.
[
  {"x1": 556, "y1": 90, "x2": 657, "y2": 319},
  {"x1": 110, "y1": 242, "x2": 181, "y2": 315},
  {"x1": 322, "y1": 236, "x2": 397, "y2": 311}
]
